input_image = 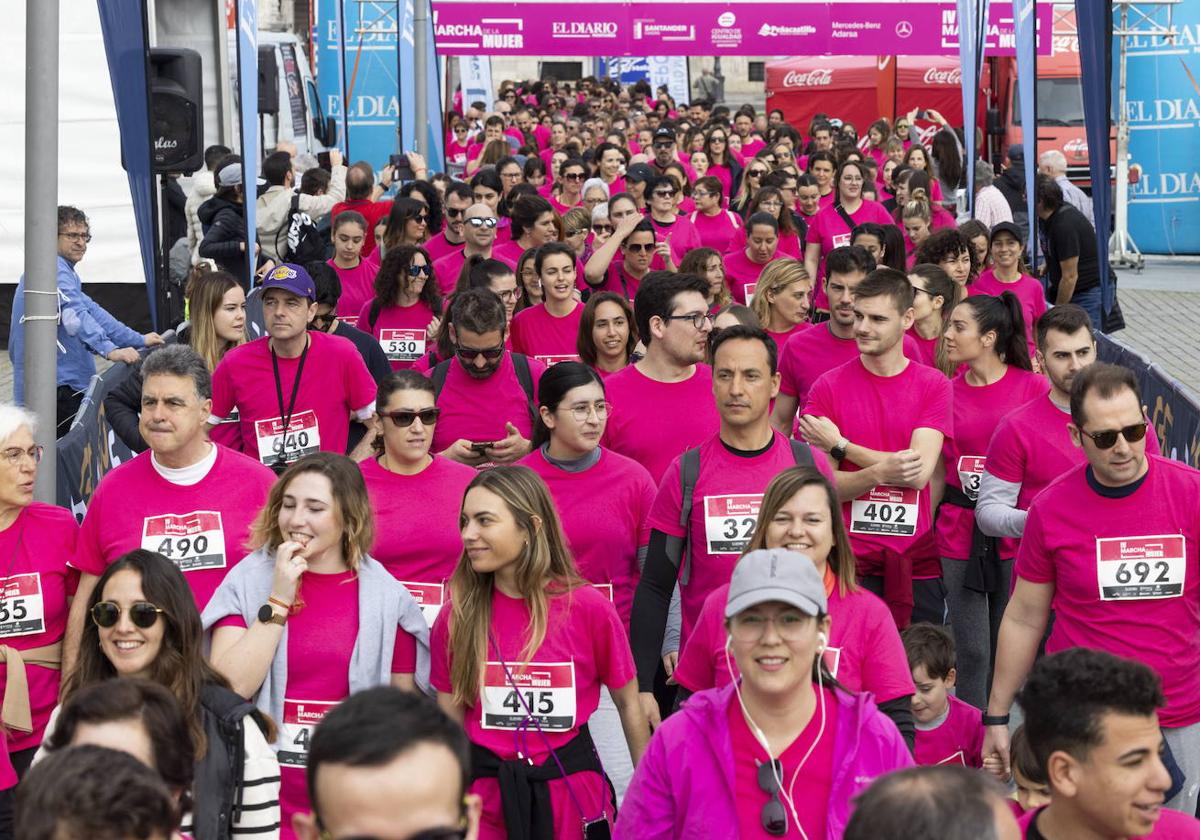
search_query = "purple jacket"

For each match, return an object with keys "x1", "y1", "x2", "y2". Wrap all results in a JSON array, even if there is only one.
[{"x1": 616, "y1": 683, "x2": 913, "y2": 839}]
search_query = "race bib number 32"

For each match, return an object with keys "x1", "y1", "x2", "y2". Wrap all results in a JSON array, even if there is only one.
[
  {"x1": 141, "y1": 511, "x2": 226, "y2": 572},
  {"x1": 850, "y1": 485, "x2": 918, "y2": 536},
  {"x1": 0, "y1": 574, "x2": 45, "y2": 637},
  {"x1": 480, "y1": 661, "x2": 576, "y2": 731},
  {"x1": 704, "y1": 494, "x2": 763, "y2": 554},
  {"x1": 1096, "y1": 534, "x2": 1187, "y2": 600},
  {"x1": 255, "y1": 410, "x2": 320, "y2": 468},
  {"x1": 278, "y1": 699, "x2": 338, "y2": 767}
]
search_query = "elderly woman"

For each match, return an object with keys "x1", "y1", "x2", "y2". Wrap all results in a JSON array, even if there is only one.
[{"x1": 972, "y1": 159, "x2": 1014, "y2": 230}]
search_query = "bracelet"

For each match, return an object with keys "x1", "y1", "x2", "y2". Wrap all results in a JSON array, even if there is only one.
[
  {"x1": 982, "y1": 713, "x2": 1010, "y2": 726},
  {"x1": 268, "y1": 595, "x2": 293, "y2": 611}
]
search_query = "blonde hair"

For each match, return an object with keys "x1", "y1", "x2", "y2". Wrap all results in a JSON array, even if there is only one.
[
  {"x1": 751, "y1": 258, "x2": 811, "y2": 327},
  {"x1": 902, "y1": 188, "x2": 933, "y2": 226},
  {"x1": 186, "y1": 271, "x2": 246, "y2": 371},
  {"x1": 448, "y1": 467, "x2": 585, "y2": 707}
]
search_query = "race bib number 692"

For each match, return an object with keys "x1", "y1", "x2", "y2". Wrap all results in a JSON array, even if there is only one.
[{"x1": 1096, "y1": 534, "x2": 1186, "y2": 600}]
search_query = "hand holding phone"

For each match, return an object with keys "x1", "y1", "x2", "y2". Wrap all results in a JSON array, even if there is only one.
[{"x1": 470, "y1": 441, "x2": 496, "y2": 454}]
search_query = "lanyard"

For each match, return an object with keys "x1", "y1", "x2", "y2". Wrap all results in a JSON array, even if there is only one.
[{"x1": 271, "y1": 335, "x2": 310, "y2": 459}]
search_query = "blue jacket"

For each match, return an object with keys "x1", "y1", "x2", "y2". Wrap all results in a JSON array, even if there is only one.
[{"x1": 9, "y1": 255, "x2": 145, "y2": 401}]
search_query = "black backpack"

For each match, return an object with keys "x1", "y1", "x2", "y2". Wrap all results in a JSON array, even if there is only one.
[
  {"x1": 191, "y1": 683, "x2": 275, "y2": 840},
  {"x1": 276, "y1": 193, "x2": 326, "y2": 264}
]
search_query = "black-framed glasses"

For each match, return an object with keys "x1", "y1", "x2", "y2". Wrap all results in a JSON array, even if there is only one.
[
  {"x1": 456, "y1": 344, "x2": 505, "y2": 362},
  {"x1": 411, "y1": 215, "x2": 429, "y2": 225},
  {"x1": 1080, "y1": 422, "x2": 1148, "y2": 450},
  {"x1": 445, "y1": 206, "x2": 465, "y2": 218},
  {"x1": 1, "y1": 445, "x2": 43, "y2": 467},
  {"x1": 653, "y1": 142, "x2": 674, "y2": 149},
  {"x1": 757, "y1": 760, "x2": 788, "y2": 836},
  {"x1": 748, "y1": 169, "x2": 767, "y2": 178},
  {"x1": 59, "y1": 231, "x2": 93, "y2": 242},
  {"x1": 663, "y1": 312, "x2": 714, "y2": 330},
  {"x1": 309, "y1": 312, "x2": 336, "y2": 331},
  {"x1": 381, "y1": 408, "x2": 440, "y2": 427},
  {"x1": 91, "y1": 601, "x2": 165, "y2": 629},
  {"x1": 467, "y1": 217, "x2": 498, "y2": 229},
  {"x1": 407, "y1": 264, "x2": 433, "y2": 277},
  {"x1": 496, "y1": 287, "x2": 523, "y2": 302}
]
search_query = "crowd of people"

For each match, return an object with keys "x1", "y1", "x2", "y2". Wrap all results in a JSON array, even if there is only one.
[{"x1": 4, "y1": 72, "x2": 1194, "y2": 840}]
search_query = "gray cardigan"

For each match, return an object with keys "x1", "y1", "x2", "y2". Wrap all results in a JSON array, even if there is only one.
[{"x1": 202, "y1": 547, "x2": 431, "y2": 750}]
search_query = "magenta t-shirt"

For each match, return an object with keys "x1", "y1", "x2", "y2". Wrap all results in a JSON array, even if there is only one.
[
  {"x1": 766, "y1": 323, "x2": 809, "y2": 352},
  {"x1": 510, "y1": 303, "x2": 584, "y2": 364},
  {"x1": 519, "y1": 447, "x2": 655, "y2": 629},
  {"x1": 356, "y1": 299, "x2": 436, "y2": 371},
  {"x1": 690, "y1": 209, "x2": 743, "y2": 255},
  {"x1": 675, "y1": 579, "x2": 914, "y2": 704},
  {"x1": 937, "y1": 366, "x2": 1047, "y2": 561},
  {"x1": 647, "y1": 433, "x2": 834, "y2": 645},
  {"x1": 328, "y1": 258, "x2": 377, "y2": 321},
  {"x1": 430, "y1": 585, "x2": 634, "y2": 839},
  {"x1": 359, "y1": 455, "x2": 476, "y2": 625},
  {"x1": 803, "y1": 358, "x2": 952, "y2": 580},
  {"x1": 905, "y1": 330, "x2": 938, "y2": 368},
  {"x1": 211, "y1": 332, "x2": 378, "y2": 467},
  {"x1": 729, "y1": 686, "x2": 838, "y2": 840},
  {"x1": 0, "y1": 503, "x2": 79, "y2": 752},
  {"x1": 914, "y1": 694, "x2": 985, "y2": 768},
  {"x1": 646, "y1": 215, "x2": 702, "y2": 270},
  {"x1": 425, "y1": 232, "x2": 466, "y2": 264},
  {"x1": 723, "y1": 249, "x2": 776, "y2": 304},
  {"x1": 75, "y1": 448, "x2": 274, "y2": 611},
  {"x1": 971, "y1": 269, "x2": 1048, "y2": 359},
  {"x1": 597, "y1": 262, "x2": 646, "y2": 301},
  {"x1": 601, "y1": 364, "x2": 719, "y2": 484},
  {"x1": 727, "y1": 228, "x2": 804, "y2": 260},
  {"x1": 1016, "y1": 457, "x2": 1200, "y2": 727},
  {"x1": 1021, "y1": 807, "x2": 1200, "y2": 839},
  {"x1": 427, "y1": 353, "x2": 546, "y2": 453},
  {"x1": 778, "y1": 325, "x2": 922, "y2": 409}
]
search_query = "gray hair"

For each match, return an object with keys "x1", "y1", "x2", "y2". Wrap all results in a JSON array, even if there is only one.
[
  {"x1": 141, "y1": 344, "x2": 212, "y2": 401},
  {"x1": 1038, "y1": 150, "x2": 1068, "y2": 175},
  {"x1": 591, "y1": 203, "x2": 610, "y2": 224},
  {"x1": 0, "y1": 404, "x2": 38, "y2": 445},
  {"x1": 582, "y1": 178, "x2": 610, "y2": 200},
  {"x1": 974, "y1": 159, "x2": 995, "y2": 188}
]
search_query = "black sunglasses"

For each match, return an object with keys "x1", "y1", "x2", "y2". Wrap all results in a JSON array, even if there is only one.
[
  {"x1": 456, "y1": 344, "x2": 505, "y2": 362},
  {"x1": 562, "y1": 172, "x2": 586, "y2": 181},
  {"x1": 445, "y1": 206, "x2": 465, "y2": 218},
  {"x1": 1080, "y1": 422, "x2": 1148, "y2": 450},
  {"x1": 592, "y1": 224, "x2": 614, "y2": 233},
  {"x1": 91, "y1": 601, "x2": 165, "y2": 629},
  {"x1": 653, "y1": 190, "x2": 678, "y2": 198},
  {"x1": 757, "y1": 760, "x2": 788, "y2": 836},
  {"x1": 625, "y1": 242, "x2": 655, "y2": 253},
  {"x1": 381, "y1": 408, "x2": 440, "y2": 427},
  {"x1": 407, "y1": 264, "x2": 433, "y2": 277}
]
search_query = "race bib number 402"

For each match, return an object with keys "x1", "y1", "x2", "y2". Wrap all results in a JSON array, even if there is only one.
[
  {"x1": 850, "y1": 486, "x2": 918, "y2": 536},
  {"x1": 704, "y1": 494, "x2": 763, "y2": 554},
  {"x1": 142, "y1": 511, "x2": 226, "y2": 572},
  {"x1": 0, "y1": 574, "x2": 45, "y2": 637},
  {"x1": 278, "y1": 699, "x2": 338, "y2": 767},
  {"x1": 379, "y1": 328, "x2": 425, "y2": 363},
  {"x1": 480, "y1": 661, "x2": 576, "y2": 731},
  {"x1": 1096, "y1": 534, "x2": 1187, "y2": 600},
  {"x1": 255, "y1": 410, "x2": 320, "y2": 468}
]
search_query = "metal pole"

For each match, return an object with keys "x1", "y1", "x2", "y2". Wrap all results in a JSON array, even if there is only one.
[
  {"x1": 24, "y1": 0, "x2": 59, "y2": 503},
  {"x1": 1111, "y1": 3, "x2": 1142, "y2": 269},
  {"x1": 414, "y1": 0, "x2": 430, "y2": 159}
]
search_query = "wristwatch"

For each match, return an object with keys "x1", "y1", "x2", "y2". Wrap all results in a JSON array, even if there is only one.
[
  {"x1": 830, "y1": 438, "x2": 850, "y2": 462},
  {"x1": 258, "y1": 603, "x2": 287, "y2": 627},
  {"x1": 982, "y1": 713, "x2": 1010, "y2": 726}
]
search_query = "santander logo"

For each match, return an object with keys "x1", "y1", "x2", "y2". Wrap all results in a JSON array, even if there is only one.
[
  {"x1": 783, "y1": 68, "x2": 833, "y2": 88},
  {"x1": 923, "y1": 67, "x2": 962, "y2": 85}
]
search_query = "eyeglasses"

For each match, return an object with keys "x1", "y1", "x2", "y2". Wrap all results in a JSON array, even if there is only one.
[
  {"x1": 1080, "y1": 422, "x2": 1148, "y2": 450},
  {"x1": 456, "y1": 344, "x2": 506, "y2": 362},
  {"x1": 59, "y1": 231, "x2": 92, "y2": 242},
  {"x1": 454, "y1": 126, "x2": 468, "y2": 133},
  {"x1": 412, "y1": 215, "x2": 429, "y2": 225},
  {"x1": 381, "y1": 408, "x2": 440, "y2": 427},
  {"x1": 692, "y1": 190, "x2": 714, "y2": 199},
  {"x1": 625, "y1": 242, "x2": 655, "y2": 253},
  {"x1": 467, "y1": 217, "x2": 498, "y2": 229},
  {"x1": 710, "y1": 136, "x2": 727, "y2": 144},
  {"x1": 653, "y1": 190, "x2": 678, "y2": 199},
  {"x1": 748, "y1": 170, "x2": 767, "y2": 178},
  {"x1": 592, "y1": 223, "x2": 613, "y2": 234},
  {"x1": 91, "y1": 601, "x2": 165, "y2": 629},
  {"x1": 562, "y1": 400, "x2": 612, "y2": 422},
  {"x1": 663, "y1": 312, "x2": 714, "y2": 330},
  {"x1": 565, "y1": 228, "x2": 587, "y2": 237},
  {"x1": 729, "y1": 610, "x2": 812, "y2": 641},
  {"x1": 653, "y1": 142, "x2": 674, "y2": 150},
  {"x1": 500, "y1": 172, "x2": 522, "y2": 181},
  {"x1": 1, "y1": 445, "x2": 43, "y2": 467},
  {"x1": 562, "y1": 172, "x2": 585, "y2": 181},
  {"x1": 310, "y1": 312, "x2": 336, "y2": 331},
  {"x1": 407, "y1": 264, "x2": 432, "y2": 277},
  {"x1": 445, "y1": 206, "x2": 465, "y2": 218},
  {"x1": 496, "y1": 287, "x2": 522, "y2": 302},
  {"x1": 757, "y1": 760, "x2": 789, "y2": 836}
]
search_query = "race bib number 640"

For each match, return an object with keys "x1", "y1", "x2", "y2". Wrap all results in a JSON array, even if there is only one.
[{"x1": 1096, "y1": 534, "x2": 1186, "y2": 600}]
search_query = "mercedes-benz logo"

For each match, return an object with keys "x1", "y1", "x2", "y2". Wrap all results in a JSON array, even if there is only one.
[{"x1": 895, "y1": 20, "x2": 913, "y2": 37}]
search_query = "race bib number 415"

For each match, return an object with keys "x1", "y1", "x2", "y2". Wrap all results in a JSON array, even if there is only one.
[
  {"x1": 704, "y1": 494, "x2": 763, "y2": 554},
  {"x1": 850, "y1": 485, "x2": 918, "y2": 536},
  {"x1": 0, "y1": 574, "x2": 45, "y2": 637},
  {"x1": 278, "y1": 699, "x2": 338, "y2": 767},
  {"x1": 1096, "y1": 534, "x2": 1187, "y2": 600},
  {"x1": 480, "y1": 661, "x2": 576, "y2": 731},
  {"x1": 141, "y1": 511, "x2": 226, "y2": 572}
]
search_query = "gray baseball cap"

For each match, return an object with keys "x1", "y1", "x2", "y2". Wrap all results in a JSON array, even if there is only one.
[{"x1": 725, "y1": 548, "x2": 827, "y2": 619}]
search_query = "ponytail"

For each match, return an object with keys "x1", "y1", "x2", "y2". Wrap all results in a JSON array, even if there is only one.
[
  {"x1": 902, "y1": 188, "x2": 932, "y2": 224},
  {"x1": 960, "y1": 291, "x2": 1032, "y2": 372}
]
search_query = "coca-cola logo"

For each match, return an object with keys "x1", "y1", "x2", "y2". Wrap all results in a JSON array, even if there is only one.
[
  {"x1": 783, "y1": 68, "x2": 833, "y2": 88},
  {"x1": 154, "y1": 136, "x2": 179, "y2": 150},
  {"x1": 1064, "y1": 138, "x2": 1088, "y2": 153},
  {"x1": 923, "y1": 67, "x2": 962, "y2": 85}
]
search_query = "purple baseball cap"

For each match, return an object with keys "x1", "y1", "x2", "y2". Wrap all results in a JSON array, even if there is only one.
[{"x1": 260, "y1": 263, "x2": 316, "y2": 300}]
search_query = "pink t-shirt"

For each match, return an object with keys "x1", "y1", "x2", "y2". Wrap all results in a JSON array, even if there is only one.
[
  {"x1": 217, "y1": 569, "x2": 416, "y2": 840},
  {"x1": 971, "y1": 269, "x2": 1048, "y2": 359},
  {"x1": 601, "y1": 364, "x2": 720, "y2": 484},
  {"x1": 803, "y1": 358, "x2": 952, "y2": 580},
  {"x1": 805, "y1": 200, "x2": 894, "y2": 309},
  {"x1": 549, "y1": 194, "x2": 582, "y2": 215},
  {"x1": 510, "y1": 303, "x2": 584, "y2": 364},
  {"x1": 425, "y1": 231, "x2": 467, "y2": 264},
  {"x1": 778, "y1": 325, "x2": 922, "y2": 412},
  {"x1": 596, "y1": 262, "x2": 647, "y2": 301},
  {"x1": 1021, "y1": 807, "x2": 1200, "y2": 839},
  {"x1": 723, "y1": 248, "x2": 777, "y2": 305},
  {"x1": 675, "y1": 580, "x2": 914, "y2": 704},
  {"x1": 75, "y1": 448, "x2": 274, "y2": 610},
  {"x1": 938, "y1": 366, "x2": 1047, "y2": 561},
  {"x1": 519, "y1": 447, "x2": 655, "y2": 629},
  {"x1": 1016, "y1": 457, "x2": 1200, "y2": 727},
  {"x1": 430, "y1": 584, "x2": 634, "y2": 840},
  {"x1": 647, "y1": 215, "x2": 702, "y2": 270},
  {"x1": 427, "y1": 353, "x2": 546, "y2": 453},
  {"x1": 690, "y1": 209, "x2": 743, "y2": 255},
  {"x1": 359, "y1": 455, "x2": 476, "y2": 625},
  {"x1": 914, "y1": 694, "x2": 985, "y2": 768},
  {"x1": 356, "y1": 299, "x2": 436, "y2": 371},
  {"x1": 766, "y1": 324, "x2": 809, "y2": 352},
  {"x1": 648, "y1": 432, "x2": 834, "y2": 645},
  {"x1": 328, "y1": 258, "x2": 377, "y2": 321},
  {"x1": 727, "y1": 228, "x2": 804, "y2": 260},
  {"x1": 211, "y1": 332, "x2": 378, "y2": 468},
  {"x1": 707, "y1": 163, "x2": 734, "y2": 200},
  {"x1": 433, "y1": 249, "x2": 518, "y2": 296},
  {"x1": 0, "y1": 503, "x2": 79, "y2": 752},
  {"x1": 729, "y1": 686, "x2": 838, "y2": 840},
  {"x1": 905, "y1": 330, "x2": 939, "y2": 368}
]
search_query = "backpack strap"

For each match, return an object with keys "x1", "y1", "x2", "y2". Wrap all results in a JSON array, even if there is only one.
[
  {"x1": 431, "y1": 358, "x2": 453, "y2": 399},
  {"x1": 677, "y1": 446, "x2": 701, "y2": 586},
  {"x1": 510, "y1": 352, "x2": 537, "y2": 427},
  {"x1": 274, "y1": 192, "x2": 301, "y2": 258},
  {"x1": 789, "y1": 438, "x2": 816, "y2": 468},
  {"x1": 833, "y1": 202, "x2": 857, "y2": 232}
]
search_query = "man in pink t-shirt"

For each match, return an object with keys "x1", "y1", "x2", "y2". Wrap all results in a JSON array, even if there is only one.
[
  {"x1": 985, "y1": 364, "x2": 1200, "y2": 816},
  {"x1": 423, "y1": 181, "x2": 472, "y2": 264},
  {"x1": 432, "y1": 203, "x2": 515, "y2": 296},
  {"x1": 799, "y1": 268, "x2": 952, "y2": 629}
]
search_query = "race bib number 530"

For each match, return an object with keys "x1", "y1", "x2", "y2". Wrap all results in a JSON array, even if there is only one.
[
  {"x1": 1096, "y1": 534, "x2": 1187, "y2": 600},
  {"x1": 481, "y1": 661, "x2": 576, "y2": 731},
  {"x1": 850, "y1": 486, "x2": 918, "y2": 536}
]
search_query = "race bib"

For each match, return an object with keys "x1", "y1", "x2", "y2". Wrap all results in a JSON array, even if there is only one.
[
  {"x1": 592, "y1": 583, "x2": 614, "y2": 602},
  {"x1": 400, "y1": 581, "x2": 445, "y2": 626},
  {"x1": 255, "y1": 410, "x2": 320, "y2": 468},
  {"x1": 141, "y1": 511, "x2": 226, "y2": 573},
  {"x1": 379, "y1": 328, "x2": 425, "y2": 363},
  {"x1": 278, "y1": 699, "x2": 338, "y2": 767},
  {"x1": 481, "y1": 661, "x2": 577, "y2": 731},
  {"x1": 341, "y1": 315, "x2": 360, "y2": 329},
  {"x1": 850, "y1": 486, "x2": 918, "y2": 536},
  {"x1": 1096, "y1": 534, "x2": 1187, "y2": 601},
  {"x1": 535, "y1": 354, "x2": 581, "y2": 366},
  {"x1": 703, "y1": 494, "x2": 763, "y2": 554},
  {"x1": 744, "y1": 283, "x2": 757, "y2": 306},
  {"x1": 937, "y1": 750, "x2": 967, "y2": 766},
  {"x1": 821, "y1": 646, "x2": 842, "y2": 679},
  {"x1": 956, "y1": 456, "x2": 986, "y2": 502},
  {"x1": 832, "y1": 233, "x2": 852, "y2": 248},
  {"x1": 0, "y1": 574, "x2": 45, "y2": 638}
]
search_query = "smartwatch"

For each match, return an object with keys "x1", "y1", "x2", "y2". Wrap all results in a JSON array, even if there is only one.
[
  {"x1": 258, "y1": 604, "x2": 287, "y2": 627},
  {"x1": 830, "y1": 438, "x2": 850, "y2": 462},
  {"x1": 982, "y1": 713, "x2": 1010, "y2": 726}
]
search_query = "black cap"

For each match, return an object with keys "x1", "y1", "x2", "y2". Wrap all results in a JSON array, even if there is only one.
[
  {"x1": 626, "y1": 163, "x2": 655, "y2": 183},
  {"x1": 990, "y1": 221, "x2": 1024, "y2": 243},
  {"x1": 653, "y1": 127, "x2": 675, "y2": 143}
]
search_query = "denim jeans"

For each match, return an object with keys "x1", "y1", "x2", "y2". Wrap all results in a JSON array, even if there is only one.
[{"x1": 1071, "y1": 285, "x2": 1104, "y2": 332}]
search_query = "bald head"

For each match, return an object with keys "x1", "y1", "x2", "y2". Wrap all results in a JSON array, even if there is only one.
[
  {"x1": 464, "y1": 202, "x2": 496, "y2": 221},
  {"x1": 463, "y1": 202, "x2": 498, "y2": 251},
  {"x1": 345, "y1": 163, "x2": 375, "y2": 200}
]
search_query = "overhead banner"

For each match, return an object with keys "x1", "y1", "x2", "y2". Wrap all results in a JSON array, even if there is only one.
[
  {"x1": 599, "y1": 56, "x2": 690, "y2": 102},
  {"x1": 431, "y1": 1, "x2": 1052, "y2": 56},
  {"x1": 95, "y1": 0, "x2": 159, "y2": 327},
  {"x1": 235, "y1": 0, "x2": 258, "y2": 284},
  {"x1": 1075, "y1": 0, "x2": 1114, "y2": 317}
]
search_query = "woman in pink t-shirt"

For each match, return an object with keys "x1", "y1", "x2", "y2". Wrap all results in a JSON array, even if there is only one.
[
  {"x1": 731, "y1": 187, "x2": 804, "y2": 258},
  {"x1": 431, "y1": 467, "x2": 649, "y2": 840},
  {"x1": 357, "y1": 245, "x2": 442, "y2": 371},
  {"x1": 576, "y1": 292, "x2": 637, "y2": 378},
  {"x1": 689, "y1": 176, "x2": 744, "y2": 255},
  {"x1": 327, "y1": 211, "x2": 375, "y2": 321},
  {"x1": 750, "y1": 259, "x2": 813, "y2": 350},
  {"x1": 906, "y1": 263, "x2": 958, "y2": 376},
  {"x1": 679, "y1": 248, "x2": 732, "y2": 313},
  {"x1": 971, "y1": 223, "x2": 1047, "y2": 360}
]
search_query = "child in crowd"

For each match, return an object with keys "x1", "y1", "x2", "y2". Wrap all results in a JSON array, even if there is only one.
[{"x1": 902, "y1": 622, "x2": 985, "y2": 768}]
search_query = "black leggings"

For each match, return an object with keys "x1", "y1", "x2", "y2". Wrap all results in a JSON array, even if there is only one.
[{"x1": 0, "y1": 746, "x2": 40, "y2": 840}]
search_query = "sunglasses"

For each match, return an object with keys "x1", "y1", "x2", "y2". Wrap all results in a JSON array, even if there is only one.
[
  {"x1": 407, "y1": 264, "x2": 432, "y2": 277},
  {"x1": 565, "y1": 228, "x2": 587, "y2": 237},
  {"x1": 467, "y1": 217, "x2": 498, "y2": 229},
  {"x1": 625, "y1": 242, "x2": 655, "y2": 253},
  {"x1": 592, "y1": 224, "x2": 613, "y2": 234},
  {"x1": 562, "y1": 172, "x2": 585, "y2": 181},
  {"x1": 653, "y1": 142, "x2": 674, "y2": 149},
  {"x1": 381, "y1": 408, "x2": 440, "y2": 427},
  {"x1": 757, "y1": 760, "x2": 788, "y2": 836},
  {"x1": 91, "y1": 601, "x2": 165, "y2": 629},
  {"x1": 412, "y1": 215, "x2": 429, "y2": 224},
  {"x1": 1080, "y1": 422, "x2": 1148, "y2": 450},
  {"x1": 653, "y1": 190, "x2": 678, "y2": 198},
  {"x1": 748, "y1": 170, "x2": 767, "y2": 178},
  {"x1": 445, "y1": 206, "x2": 465, "y2": 218},
  {"x1": 456, "y1": 344, "x2": 505, "y2": 362}
]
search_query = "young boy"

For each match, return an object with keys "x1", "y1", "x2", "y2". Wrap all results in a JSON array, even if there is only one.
[{"x1": 902, "y1": 622, "x2": 985, "y2": 768}]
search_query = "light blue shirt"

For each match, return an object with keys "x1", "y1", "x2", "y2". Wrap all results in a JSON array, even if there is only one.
[{"x1": 9, "y1": 255, "x2": 145, "y2": 402}]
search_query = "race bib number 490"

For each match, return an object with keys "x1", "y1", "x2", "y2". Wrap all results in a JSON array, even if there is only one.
[
  {"x1": 1096, "y1": 534, "x2": 1187, "y2": 600},
  {"x1": 278, "y1": 699, "x2": 338, "y2": 767},
  {"x1": 379, "y1": 328, "x2": 425, "y2": 363},
  {"x1": 850, "y1": 486, "x2": 918, "y2": 536},
  {"x1": 704, "y1": 494, "x2": 763, "y2": 554},
  {"x1": 255, "y1": 410, "x2": 320, "y2": 468},
  {"x1": 141, "y1": 511, "x2": 226, "y2": 572},
  {"x1": 0, "y1": 574, "x2": 45, "y2": 637},
  {"x1": 480, "y1": 661, "x2": 576, "y2": 731}
]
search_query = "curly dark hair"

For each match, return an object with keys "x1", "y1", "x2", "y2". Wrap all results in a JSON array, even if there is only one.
[
  {"x1": 368, "y1": 245, "x2": 441, "y2": 328},
  {"x1": 914, "y1": 229, "x2": 978, "y2": 279}
]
